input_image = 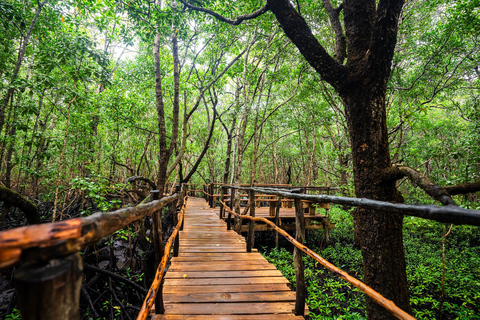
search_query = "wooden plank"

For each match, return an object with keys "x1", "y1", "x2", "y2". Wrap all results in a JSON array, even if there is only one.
[
  {"x1": 177, "y1": 248, "x2": 249, "y2": 254},
  {"x1": 168, "y1": 263, "x2": 275, "y2": 272},
  {"x1": 171, "y1": 254, "x2": 265, "y2": 262},
  {"x1": 163, "y1": 302, "x2": 297, "y2": 315},
  {"x1": 163, "y1": 291, "x2": 296, "y2": 303},
  {"x1": 157, "y1": 197, "x2": 303, "y2": 320},
  {"x1": 163, "y1": 277, "x2": 289, "y2": 286},
  {"x1": 152, "y1": 315, "x2": 304, "y2": 320},
  {"x1": 163, "y1": 284, "x2": 292, "y2": 294},
  {"x1": 166, "y1": 270, "x2": 283, "y2": 279}
]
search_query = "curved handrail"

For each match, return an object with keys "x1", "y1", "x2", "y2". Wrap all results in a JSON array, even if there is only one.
[
  {"x1": 219, "y1": 199, "x2": 415, "y2": 320},
  {"x1": 137, "y1": 195, "x2": 188, "y2": 320}
]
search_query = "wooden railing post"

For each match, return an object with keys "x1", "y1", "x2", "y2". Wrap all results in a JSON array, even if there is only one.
[
  {"x1": 247, "y1": 189, "x2": 255, "y2": 252},
  {"x1": 275, "y1": 196, "x2": 281, "y2": 248},
  {"x1": 220, "y1": 186, "x2": 225, "y2": 219},
  {"x1": 150, "y1": 190, "x2": 165, "y2": 314},
  {"x1": 208, "y1": 183, "x2": 214, "y2": 207},
  {"x1": 174, "y1": 204, "x2": 180, "y2": 258},
  {"x1": 294, "y1": 195, "x2": 306, "y2": 316},
  {"x1": 14, "y1": 253, "x2": 83, "y2": 319},
  {"x1": 227, "y1": 187, "x2": 234, "y2": 230}
]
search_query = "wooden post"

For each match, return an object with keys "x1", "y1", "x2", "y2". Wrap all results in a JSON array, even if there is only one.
[
  {"x1": 150, "y1": 190, "x2": 165, "y2": 314},
  {"x1": 220, "y1": 186, "x2": 225, "y2": 219},
  {"x1": 14, "y1": 253, "x2": 83, "y2": 320},
  {"x1": 275, "y1": 196, "x2": 281, "y2": 248},
  {"x1": 174, "y1": 205, "x2": 180, "y2": 257},
  {"x1": 247, "y1": 189, "x2": 255, "y2": 252},
  {"x1": 150, "y1": 190, "x2": 164, "y2": 265},
  {"x1": 208, "y1": 183, "x2": 214, "y2": 207},
  {"x1": 227, "y1": 187, "x2": 234, "y2": 230},
  {"x1": 294, "y1": 196, "x2": 306, "y2": 316}
]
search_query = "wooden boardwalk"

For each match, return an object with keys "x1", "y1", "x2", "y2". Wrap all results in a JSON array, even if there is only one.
[{"x1": 153, "y1": 197, "x2": 305, "y2": 320}]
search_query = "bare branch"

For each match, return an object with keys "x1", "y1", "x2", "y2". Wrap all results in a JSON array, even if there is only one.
[
  {"x1": 126, "y1": 176, "x2": 157, "y2": 190},
  {"x1": 384, "y1": 165, "x2": 457, "y2": 206},
  {"x1": 0, "y1": 186, "x2": 41, "y2": 225},
  {"x1": 321, "y1": 0, "x2": 346, "y2": 63},
  {"x1": 178, "y1": 0, "x2": 269, "y2": 25},
  {"x1": 444, "y1": 181, "x2": 480, "y2": 196}
]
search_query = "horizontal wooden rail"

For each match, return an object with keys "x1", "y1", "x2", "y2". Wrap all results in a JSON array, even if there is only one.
[
  {"x1": 219, "y1": 199, "x2": 415, "y2": 320},
  {"x1": 0, "y1": 193, "x2": 181, "y2": 269},
  {"x1": 225, "y1": 186, "x2": 480, "y2": 226},
  {"x1": 137, "y1": 195, "x2": 188, "y2": 320}
]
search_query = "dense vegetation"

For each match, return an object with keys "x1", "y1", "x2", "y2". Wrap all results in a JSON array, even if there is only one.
[
  {"x1": 262, "y1": 206, "x2": 480, "y2": 319},
  {"x1": 0, "y1": 0, "x2": 479, "y2": 319}
]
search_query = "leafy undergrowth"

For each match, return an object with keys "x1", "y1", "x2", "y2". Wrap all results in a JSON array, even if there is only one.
[{"x1": 260, "y1": 207, "x2": 480, "y2": 320}]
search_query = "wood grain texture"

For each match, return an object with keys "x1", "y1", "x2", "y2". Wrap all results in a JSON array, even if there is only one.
[{"x1": 157, "y1": 197, "x2": 305, "y2": 319}]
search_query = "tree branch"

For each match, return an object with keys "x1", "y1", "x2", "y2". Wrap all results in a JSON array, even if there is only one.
[
  {"x1": 126, "y1": 176, "x2": 156, "y2": 190},
  {"x1": 267, "y1": 0, "x2": 345, "y2": 90},
  {"x1": 0, "y1": 186, "x2": 41, "y2": 224},
  {"x1": 384, "y1": 165, "x2": 457, "y2": 206},
  {"x1": 444, "y1": 181, "x2": 480, "y2": 196},
  {"x1": 321, "y1": 0, "x2": 346, "y2": 63},
  {"x1": 178, "y1": 0, "x2": 269, "y2": 25}
]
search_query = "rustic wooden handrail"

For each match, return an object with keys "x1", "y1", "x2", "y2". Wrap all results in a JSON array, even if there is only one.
[
  {"x1": 137, "y1": 195, "x2": 188, "y2": 320},
  {"x1": 218, "y1": 199, "x2": 416, "y2": 320},
  {"x1": 0, "y1": 193, "x2": 181, "y2": 269},
  {"x1": 226, "y1": 186, "x2": 480, "y2": 226}
]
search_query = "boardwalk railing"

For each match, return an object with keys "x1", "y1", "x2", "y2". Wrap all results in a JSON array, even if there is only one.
[
  {"x1": 0, "y1": 184, "x2": 188, "y2": 320},
  {"x1": 137, "y1": 194, "x2": 188, "y2": 320},
  {"x1": 207, "y1": 185, "x2": 480, "y2": 320}
]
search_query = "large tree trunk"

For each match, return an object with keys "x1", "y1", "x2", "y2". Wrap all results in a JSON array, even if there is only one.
[{"x1": 342, "y1": 88, "x2": 410, "y2": 318}]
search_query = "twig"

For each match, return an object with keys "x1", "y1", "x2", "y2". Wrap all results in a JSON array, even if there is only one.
[{"x1": 83, "y1": 264, "x2": 147, "y2": 294}]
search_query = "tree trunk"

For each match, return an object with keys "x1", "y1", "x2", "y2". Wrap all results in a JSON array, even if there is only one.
[
  {"x1": 0, "y1": 0, "x2": 49, "y2": 135},
  {"x1": 342, "y1": 89, "x2": 411, "y2": 318}
]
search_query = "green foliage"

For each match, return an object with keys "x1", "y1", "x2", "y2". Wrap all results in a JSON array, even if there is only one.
[
  {"x1": 5, "y1": 308, "x2": 21, "y2": 320},
  {"x1": 261, "y1": 206, "x2": 480, "y2": 319},
  {"x1": 71, "y1": 177, "x2": 124, "y2": 212}
]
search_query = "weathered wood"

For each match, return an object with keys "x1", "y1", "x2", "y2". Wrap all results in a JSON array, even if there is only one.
[
  {"x1": 137, "y1": 196, "x2": 187, "y2": 320},
  {"x1": 163, "y1": 283, "x2": 292, "y2": 294},
  {"x1": 163, "y1": 291, "x2": 296, "y2": 303},
  {"x1": 151, "y1": 190, "x2": 164, "y2": 267},
  {"x1": 168, "y1": 262, "x2": 275, "y2": 271},
  {"x1": 293, "y1": 197, "x2": 306, "y2": 316},
  {"x1": 227, "y1": 187, "x2": 234, "y2": 230},
  {"x1": 14, "y1": 253, "x2": 82, "y2": 320},
  {"x1": 165, "y1": 270, "x2": 283, "y2": 278},
  {"x1": 162, "y1": 277, "x2": 289, "y2": 286},
  {"x1": 221, "y1": 201, "x2": 415, "y2": 320},
  {"x1": 162, "y1": 302, "x2": 297, "y2": 315},
  {"x1": 228, "y1": 185, "x2": 480, "y2": 226},
  {"x1": 275, "y1": 196, "x2": 281, "y2": 248},
  {"x1": 152, "y1": 315, "x2": 304, "y2": 320},
  {"x1": 159, "y1": 197, "x2": 304, "y2": 319},
  {"x1": 0, "y1": 193, "x2": 180, "y2": 269},
  {"x1": 246, "y1": 190, "x2": 255, "y2": 252},
  {"x1": 220, "y1": 186, "x2": 225, "y2": 218},
  {"x1": 0, "y1": 185, "x2": 41, "y2": 224}
]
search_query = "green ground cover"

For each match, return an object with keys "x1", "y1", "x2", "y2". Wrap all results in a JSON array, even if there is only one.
[{"x1": 261, "y1": 207, "x2": 480, "y2": 320}]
